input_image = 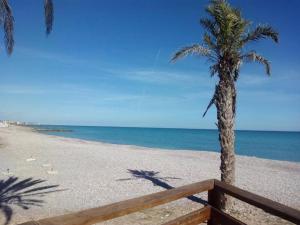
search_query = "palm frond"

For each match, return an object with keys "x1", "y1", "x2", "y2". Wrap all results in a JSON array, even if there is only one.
[
  {"x1": 1, "y1": 0, "x2": 14, "y2": 55},
  {"x1": 203, "y1": 85, "x2": 217, "y2": 117},
  {"x1": 171, "y1": 44, "x2": 211, "y2": 62},
  {"x1": 242, "y1": 51, "x2": 271, "y2": 75},
  {"x1": 44, "y1": 0, "x2": 54, "y2": 35},
  {"x1": 203, "y1": 33, "x2": 217, "y2": 50},
  {"x1": 209, "y1": 64, "x2": 219, "y2": 77},
  {"x1": 243, "y1": 25, "x2": 278, "y2": 44},
  {"x1": 200, "y1": 18, "x2": 218, "y2": 37}
]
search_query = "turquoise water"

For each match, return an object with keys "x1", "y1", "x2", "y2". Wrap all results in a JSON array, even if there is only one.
[{"x1": 32, "y1": 125, "x2": 300, "y2": 162}]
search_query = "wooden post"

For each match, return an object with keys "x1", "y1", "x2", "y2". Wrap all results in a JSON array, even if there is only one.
[{"x1": 207, "y1": 181, "x2": 221, "y2": 225}]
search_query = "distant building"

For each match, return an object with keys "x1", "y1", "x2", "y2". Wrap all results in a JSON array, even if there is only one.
[
  {"x1": 0, "y1": 120, "x2": 9, "y2": 128},
  {"x1": 0, "y1": 120, "x2": 28, "y2": 126}
]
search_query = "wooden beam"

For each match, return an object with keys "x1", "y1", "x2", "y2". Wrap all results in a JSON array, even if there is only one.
[
  {"x1": 19, "y1": 179, "x2": 214, "y2": 225},
  {"x1": 207, "y1": 186, "x2": 220, "y2": 225},
  {"x1": 162, "y1": 206, "x2": 211, "y2": 225},
  {"x1": 214, "y1": 180, "x2": 300, "y2": 224},
  {"x1": 210, "y1": 207, "x2": 246, "y2": 225}
]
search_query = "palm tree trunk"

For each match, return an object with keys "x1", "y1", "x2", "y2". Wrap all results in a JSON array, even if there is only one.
[{"x1": 215, "y1": 78, "x2": 236, "y2": 210}]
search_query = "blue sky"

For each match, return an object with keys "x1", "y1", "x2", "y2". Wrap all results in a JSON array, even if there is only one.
[{"x1": 0, "y1": 0, "x2": 300, "y2": 131}]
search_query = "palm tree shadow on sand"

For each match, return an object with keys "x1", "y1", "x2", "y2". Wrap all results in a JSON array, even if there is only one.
[
  {"x1": 117, "y1": 169, "x2": 207, "y2": 205},
  {"x1": 0, "y1": 176, "x2": 63, "y2": 225}
]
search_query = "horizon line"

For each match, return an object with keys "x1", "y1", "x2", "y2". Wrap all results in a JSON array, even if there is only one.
[{"x1": 27, "y1": 123, "x2": 300, "y2": 133}]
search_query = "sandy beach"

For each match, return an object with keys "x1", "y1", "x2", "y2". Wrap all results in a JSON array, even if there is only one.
[{"x1": 0, "y1": 125, "x2": 299, "y2": 225}]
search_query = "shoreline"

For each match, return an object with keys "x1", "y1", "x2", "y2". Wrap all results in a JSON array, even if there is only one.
[
  {"x1": 27, "y1": 123, "x2": 300, "y2": 133},
  {"x1": 31, "y1": 125, "x2": 300, "y2": 164},
  {"x1": 0, "y1": 125, "x2": 299, "y2": 225}
]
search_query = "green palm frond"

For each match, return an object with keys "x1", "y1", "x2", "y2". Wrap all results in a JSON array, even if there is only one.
[
  {"x1": 203, "y1": 33, "x2": 218, "y2": 51},
  {"x1": 171, "y1": 44, "x2": 211, "y2": 62},
  {"x1": 242, "y1": 51, "x2": 271, "y2": 75},
  {"x1": 171, "y1": 0, "x2": 278, "y2": 83},
  {"x1": 1, "y1": 0, "x2": 14, "y2": 55},
  {"x1": 44, "y1": 0, "x2": 54, "y2": 35},
  {"x1": 243, "y1": 25, "x2": 278, "y2": 44},
  {"x1": 200, "y1": 18, "x2": 218, "y2": 37}
]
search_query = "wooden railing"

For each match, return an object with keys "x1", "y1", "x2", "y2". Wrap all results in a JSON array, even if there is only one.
[{"x1": 19, "y1": 179, "x2": 300, "y2": 225}]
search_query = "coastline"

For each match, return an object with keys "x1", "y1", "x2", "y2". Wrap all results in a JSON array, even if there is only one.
[
  {"x1": 0, "y1": 125, "x2": 299, "y2": 225},
  {"x1": 30, "y1": 125, "x2": 300, "y2": 163}
]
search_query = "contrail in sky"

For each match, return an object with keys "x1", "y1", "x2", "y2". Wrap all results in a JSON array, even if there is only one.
[{"x1": 136, "y1": 48, "x2": 162, "y2": 113}]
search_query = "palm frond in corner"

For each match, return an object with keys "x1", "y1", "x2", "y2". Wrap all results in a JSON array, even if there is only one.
[
  {"x1": 1, "y1": 0, "x2": 14, "y2": 55},
  {"x1": 44, "y1": 0, "x2": 54, "y2": 35}
]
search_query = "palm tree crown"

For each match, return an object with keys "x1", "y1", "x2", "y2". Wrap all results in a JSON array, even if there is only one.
[
  {"x1": 0, "y1": 0, "x2": 54, "y2": 55},
  {"x1": 172, "y1": 0, "x2": 278, "y2": 85}
]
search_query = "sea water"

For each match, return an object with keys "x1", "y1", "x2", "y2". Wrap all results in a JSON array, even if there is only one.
[{"x1": 32, "y1": 125, "x2": 300, "y2": 162}]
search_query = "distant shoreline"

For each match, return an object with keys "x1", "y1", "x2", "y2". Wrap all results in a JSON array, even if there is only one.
[
  {"x1": 29, "y1": 124, "x2": 300, "y2": 163},
  {"x1": 27, "y1": 124, "x2": 300, "y2": 133},
  {"x1": 34, "y1": 128, "x2": 73, "y2": 132}
]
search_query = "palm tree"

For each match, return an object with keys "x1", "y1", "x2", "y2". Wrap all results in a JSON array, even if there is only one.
[
  {"x1": 171, "y1": 0, "x2": 278, "y2": 209},
  {"x1": 0, "y1": 0, "x2": 54, "y2": 55}
]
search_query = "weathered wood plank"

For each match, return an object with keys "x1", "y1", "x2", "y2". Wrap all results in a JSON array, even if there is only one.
[
  {"x1": 19, "y1": 179, "x2": 214, "y2": 225},
  {"x1": 162, "y1": 206, "x2": 211, "y2": 225},
  {"x1": 209, "y1": 207, "x2": 246, "y2": 225},
  {"x1": 214, "y1": 179, "x2": 300, "y2": 224},
  {"x1": 207, "y1": 187, "x2": 220, "y2": 225}
]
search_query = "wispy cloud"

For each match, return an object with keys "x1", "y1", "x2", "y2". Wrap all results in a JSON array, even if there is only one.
[
  {"x1": 12, "y1": 47, "x2": 299, "y2": 107},
  {"x1": 101, "y1": 68, "x2": 216, "y2": 87},
  {"x1": 16, "y1": 47, "x2": 90, "y2": 65},
  {"x1": 0, "y1": 85, "x2": 47, "y2": 95},
  {"x1": 239, "y1": 89, "x2": 300, "y2": 103},
  {"x1": 238, "y1": 74, "x2": 269, "y2": 86},
  {"x1": 238, "y1": 69, "x2": 300, "y2": 87},
  {"x1": 16, "y1": 47, "x2": 216, "y2": 86}
]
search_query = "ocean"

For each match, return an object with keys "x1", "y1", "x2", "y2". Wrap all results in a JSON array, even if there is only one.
[{"x1": 32, "y1": 125, "x2": 300, "y2": 162}]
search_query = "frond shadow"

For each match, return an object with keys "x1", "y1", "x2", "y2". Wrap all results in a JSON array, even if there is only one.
[
  {"x1": 0, "y1": 176, "x2": 64, "y2": 225},
  {"x1": 117, "y1": 169, "x2": 207, "y2": 205}
]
